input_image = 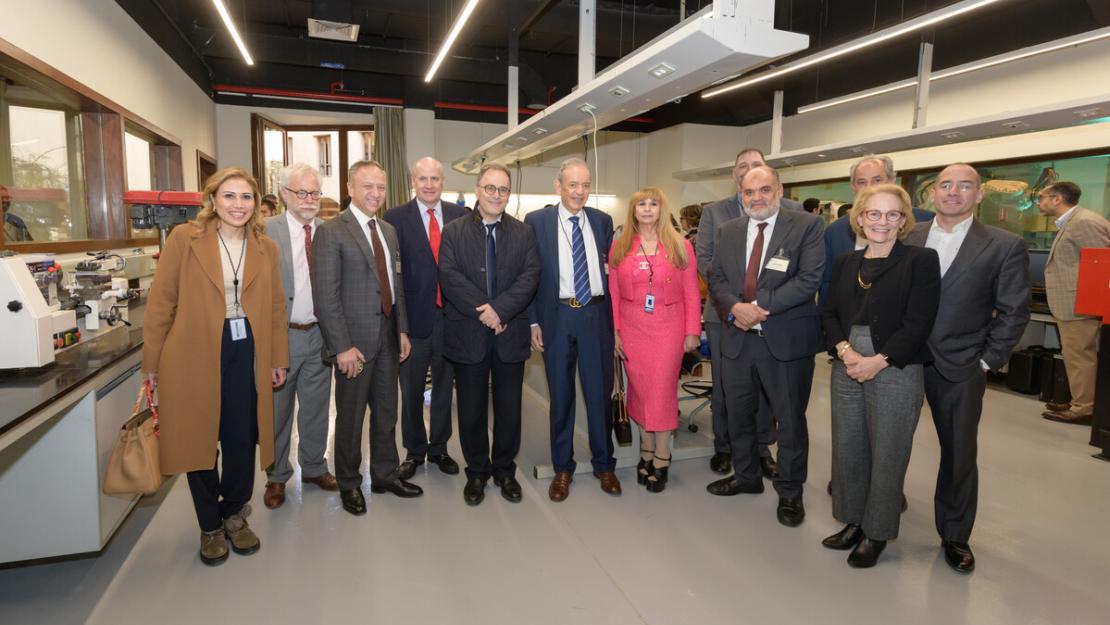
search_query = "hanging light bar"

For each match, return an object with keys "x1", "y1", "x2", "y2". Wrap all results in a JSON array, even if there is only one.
[
  {"x1": 212, "y1": 0, "x2": 254, "y2": 66},
  {"x1": 424, "y1": 0, "x2": 482, "y2": 83}
]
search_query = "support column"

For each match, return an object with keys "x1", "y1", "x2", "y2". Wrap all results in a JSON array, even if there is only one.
[
  {"x1": 913, "y1": 41, "x2": 934, "y2": 129},
  {"x1": 578, "y1": 0, "x2": 595, "y2": 87}
]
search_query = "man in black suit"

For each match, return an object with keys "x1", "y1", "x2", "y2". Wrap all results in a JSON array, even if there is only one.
[
  {"x1": 439, "y1": 163, "x2": 540, "y2": 505},
  {"x1": 384, "y1": 157, "x2": 468, "y2": 480},
  {"x1": 705, "y1": 166, "x2": 825, "y2": 528},
  {"x1": 312, "y1": 160, "x2": 422, "y2": 516},
  {"x1": 904, "y1": 163, "x2": 1029, "y2": 573}
]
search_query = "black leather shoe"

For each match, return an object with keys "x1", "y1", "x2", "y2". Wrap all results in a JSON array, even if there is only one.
[
  {"x1": 428, "y1": 454, "x2": 460, "y2": 475},
  {"x1": 776, "y1": 496, "x2": 805, "y2": 527},
  {"x1": 340, "y1": 489, "x2": 366, "y2": 516},
  {"x1": 706, "y1": 476, "x2": 764, "y2": 496},
  {"x1": 942, "y1": 540, "x2": 975, "y2": 573},
  {"x1": 463, "y1": 477, "x2": 487, "y2": 506},
  {"x1": 494, "y1": 474, "x2": 523, "y2": 503},
  {"x1": 848, "y1": 537, "x2": 887, "y2": 568},
  {"x1": 760, "y1": 455, "x2": 780, "y2": 479},
  {"x1": 822, "y1": 524, "x2": 863, "y2": 550},
  {"x1": 827, "y1": 480, "x2": 833, "y2": 496},
  {"x1": 370, "y1": 479, "x2": 424, "y2": 498},
  {"x1": 709, "y1": 452, "x2": 732, "y2": 475},
  {"x1": 397, "y1": 458, "x2": 421, "y2": 480},
  {"x1": 900, "y1": 492, "x2": 908, "y2": 513}
]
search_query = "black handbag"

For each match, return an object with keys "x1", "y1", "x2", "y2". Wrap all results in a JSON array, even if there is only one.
[{"x1": 612, "y1": 355, "x2": 633, "y2": 446}]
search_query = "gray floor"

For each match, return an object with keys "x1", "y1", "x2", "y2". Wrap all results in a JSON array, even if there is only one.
[{"x1": 2, "y1": 355, "x2": 1109, "y2": 625}]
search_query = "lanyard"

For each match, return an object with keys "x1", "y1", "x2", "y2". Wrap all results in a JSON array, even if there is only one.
[
  {"x1": 217, "y1": 229, "x2": 247, "y2": 316},
  {"x1": 638, "y1": 241, "x2": 656, "y2": 294}
]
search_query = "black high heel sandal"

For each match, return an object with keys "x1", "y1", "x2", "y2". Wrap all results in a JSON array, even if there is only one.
[
  {"x1": 646, "y1": 454, "x2": 671, "y2": 493},
  {"x1": 637, "y1": 448, "x2": 655, "y2": 485}
]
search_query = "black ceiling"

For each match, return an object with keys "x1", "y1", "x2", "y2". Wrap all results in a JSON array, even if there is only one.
[{"x1": 117, "y1": 0, "x2": 1109, "y2": 132}]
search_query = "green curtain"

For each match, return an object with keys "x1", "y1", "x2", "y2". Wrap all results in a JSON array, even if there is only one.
[{"x1": 371, "y1": 106, "x2": 408, "y2": 215}]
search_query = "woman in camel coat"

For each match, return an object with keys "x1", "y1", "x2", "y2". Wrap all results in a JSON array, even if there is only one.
[{"x1": 143, "y1": 167, "x2": 289, "y2": 565}]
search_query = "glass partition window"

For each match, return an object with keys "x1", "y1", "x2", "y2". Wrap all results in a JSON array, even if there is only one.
[
  {"x1": 124, "y1": 131, "x2": 152, "y2": 191},
  {"x1": 4, "y1": 105, "x2": 85, "y2": 243}
]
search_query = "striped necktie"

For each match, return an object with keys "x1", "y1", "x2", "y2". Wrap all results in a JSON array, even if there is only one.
[{"x1": 569, "y1": 215, "x2": 592, "y2": 306}]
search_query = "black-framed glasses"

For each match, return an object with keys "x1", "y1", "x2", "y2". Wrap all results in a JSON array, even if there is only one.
[
  {"x1": 481, "y1": 185, "x2": 510, "y2": 197},
  {"x1": 284, "y1": 187, "x2": 322, "y2": 200}
]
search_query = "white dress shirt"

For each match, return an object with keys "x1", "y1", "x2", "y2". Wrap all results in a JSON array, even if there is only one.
[
  {"x1": 556, "y1": 204, "x2": 605, "y2": 298},
  {"x1": 350, "y1": 208, "x2": 396, "y2": 296},
  {"x1": 924, "y1": 214, "x2": 973, "y2": 277},
  {"x1": 1054, "y1": 205, "x2": 1078, "y2": 231},
  {"x1": 417, "y1": 199, "x2": 444, "y2": 240},
  {"x1": 285, "y1": 212, "x2": 316, "y2": 324},
  {"x1": 745, "y1": 210, "x2": 779, "y2": 330}
]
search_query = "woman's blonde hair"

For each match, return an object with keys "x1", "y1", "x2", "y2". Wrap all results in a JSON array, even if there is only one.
[
  {"x1": 611, "y1": 187, "x2": 688, "y2": 268},
  {"x1": 850, "y1": 183, "x2": 916, "y2": 240},
  {"x1": 194, "y1": 167, "x2": 265, "y2": 238}
]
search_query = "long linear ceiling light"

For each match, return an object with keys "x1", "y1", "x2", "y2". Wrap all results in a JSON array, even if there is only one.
[
  {"x1": 797, "y1": 26, "x2": 1110, "y2": 114},
  {"x1": 212, "y1": 0, "x2": 254, "y2": 65},
  {"x1": 702, "y1": 0, "x2": 1001, "y2": 99},
  {"x1": 424, "y1": 0, "x2": 481, "y2": 82}
]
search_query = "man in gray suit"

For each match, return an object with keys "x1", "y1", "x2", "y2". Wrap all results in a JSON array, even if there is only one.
[
  {"x1": 262, "y1": 163, "x2": 338, "y2": 509},
  {"x1": 905, "y1": 163, "x2": 1029, "y2": 573},
  {"x1": 312, "y1": 160, "x2": 421, "y2": 516},
  {"x1": 697, "y1": 148, "x2": 799, "y2": 478},
  {"x1": 704, "y1": 166, "x2": 825, "y2": 528}
]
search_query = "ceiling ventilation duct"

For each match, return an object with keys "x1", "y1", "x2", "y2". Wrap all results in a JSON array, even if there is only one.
[{"x1": 307, "y1": 18, "x2": 360, "y2": 43}]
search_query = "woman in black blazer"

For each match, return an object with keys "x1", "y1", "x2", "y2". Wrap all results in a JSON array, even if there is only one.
[{"x1": 819, "y1": 184, "x2": 941, "y2": 568}]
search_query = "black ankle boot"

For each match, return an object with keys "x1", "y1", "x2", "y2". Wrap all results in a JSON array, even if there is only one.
[
  {"x1": 637, "y1": 449, "x2": 655, "y2": 485},
  {"x1": 646, "y1": 455, "x2": 671, "y2": 493},
  {"x1": 822, "y1": 524, "x2": 863, "y2": 550},
  {"x1": 847, "y1": 537, "x2": 887, "y2": 568}
]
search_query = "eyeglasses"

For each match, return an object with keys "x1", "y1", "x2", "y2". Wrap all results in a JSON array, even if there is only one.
[
  {"x1": 284, "y1": 187, "x2": 322, "y2": 200},
  {"x1": 862, "y1": 210, "x2": 904, "y2": 222},
  {"x1": 481, "y1": 185, "x2": 511, "y2": 197},
  {"x1": 936, "y1": 181, "x2": 977, "y2": 192}
]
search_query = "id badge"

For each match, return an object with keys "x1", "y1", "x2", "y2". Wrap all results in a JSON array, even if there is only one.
[
  {"x1": 230, "y1": 318, "x2": 247, "y2": 341},
  {"x1": 644, "y1": 293, "x2": 655, "y2": 313},
  {"x1": 766, "y1": 254, "x2": 790, "y2": 272}
]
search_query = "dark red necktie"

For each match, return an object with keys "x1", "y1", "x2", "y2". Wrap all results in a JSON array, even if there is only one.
[
  {"x1": 303, "y1": 224, "x2": 312, "y2": 265},
  {"x1": 368, "y1": 219, "x2": 393, "y2": 317},
  {"x1": 743, "y1": 222, "x2": 767, "y2": 303},
  {"x1": 428, "y1": 208, "x2": 442, "y2": 307}
]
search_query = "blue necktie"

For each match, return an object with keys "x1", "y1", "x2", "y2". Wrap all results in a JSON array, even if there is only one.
[
  {"x1": 485, "y1": 223, "x2": 497, "y2": 297},
  {"x1": 569, "y1": 215, "x2": 592, "y2": 306}
]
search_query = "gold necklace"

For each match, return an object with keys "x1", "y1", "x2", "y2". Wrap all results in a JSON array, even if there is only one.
[{"x1": 857, "y1": 268, "x2": 872, "y2": 290}]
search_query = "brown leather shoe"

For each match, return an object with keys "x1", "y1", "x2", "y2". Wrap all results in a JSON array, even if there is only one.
[
  {"x1": 1045, "y1": 401, "x2": 1071, "y2": 412},
  {"x1": 1042, "y1": 410, "x2": 1093, "y2": 426},
  {"x1": 263, "y1": 481, "x2": 285, "y2": 509},
  {"x1": 301, "y1": 471, "x2": 339, "y2": 491},
  {"x1": 593, "y1": 471, "x2": 622, "y2": 496},
  {"x1": 549, "y1": 471, "x2": 573, "y2": 502}
]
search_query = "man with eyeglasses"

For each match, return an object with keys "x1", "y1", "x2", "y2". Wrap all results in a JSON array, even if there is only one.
[
  {"x1": 526, "y1": 157, "x2": 621, "y2": 502},
  {"x1": 384, "y1": 157, "x2": 468, "y2": 481},
  {"x1": 262, "y1": 163, "x2": 338, "y2": 509},
  {"x1": 438, "y1": 163, "x2": 539, "y2": 505},
  {"x1": 904, "y1": 163, "x2": 1029, "y2": 573},
  {"x1": 1037, "y1": 181, "x2": 1110, "y2": 426}
]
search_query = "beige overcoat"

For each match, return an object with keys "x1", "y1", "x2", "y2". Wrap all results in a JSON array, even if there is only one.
[{"x1": 142, "y1": 222, "x2": 290, "y2": 474}]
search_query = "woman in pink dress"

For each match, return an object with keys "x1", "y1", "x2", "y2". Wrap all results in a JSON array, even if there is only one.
[{"x1": 610, "y1": 187, "x2": 702, "y2": 493}]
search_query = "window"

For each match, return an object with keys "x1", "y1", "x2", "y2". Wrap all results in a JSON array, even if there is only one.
[
  {"x1": 3, "y1": 105, "x2": 85, "y2": 243},
  {"x1": 316, "y1": 134, "x2": 332, "y2": 177}
]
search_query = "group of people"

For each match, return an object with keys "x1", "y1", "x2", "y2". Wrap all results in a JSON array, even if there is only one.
[{"x1": 141, "y1": 144, "x2": 1100, "y2": 574}]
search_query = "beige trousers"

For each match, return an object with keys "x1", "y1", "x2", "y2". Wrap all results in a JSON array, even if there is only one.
[{"x1": 1056, "y1": 317, "x2": 1101, "y2": 415}]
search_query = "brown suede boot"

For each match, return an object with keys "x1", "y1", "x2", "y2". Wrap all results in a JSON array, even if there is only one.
[
  {"x1": 199, "y1": 529, "x2": 228, "y2": 565},
  {"x1": 222, "y1": 504, "x2": 260, "y2": 555}
]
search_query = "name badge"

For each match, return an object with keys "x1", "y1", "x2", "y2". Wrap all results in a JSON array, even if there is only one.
[
  {"x1": 604, "y1": 263, "x2": 609, "y2": 275},
  {"x1": 644, "y1": 294, "x2": 655, "y2": 313},
  {"x1": 394, "y1": 261, "x2": 402, "y2": 274},
  {"x1": 230, "y1": 318, "x2": 248, "y2": 341},
  {"x1": 766, "y1": 255, "x2": 790, "y2": 272}
]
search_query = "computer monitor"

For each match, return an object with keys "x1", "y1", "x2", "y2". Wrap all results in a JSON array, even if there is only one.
[{"x1": 1029, "y1": 249, "x2": 1049, "y2": 289}]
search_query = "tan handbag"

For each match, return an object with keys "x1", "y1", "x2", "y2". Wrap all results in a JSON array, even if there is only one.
[{"x1": 103, "y1": 381, "x2": 163, "y2": 496}]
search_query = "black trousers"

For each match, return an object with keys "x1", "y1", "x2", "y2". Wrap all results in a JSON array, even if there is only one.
[
  {"x1": 399, "y1": 308, "x2": 455, "y2": 459},
  {"x1": 452, "y1": 337, "x2": 524, "y2": 480},
  {"x1": 925, "y1": 364, "x2": 985, "y2": 543},
  {"x1": 721, "y1": 334, "x2": 812, "y2": 498},
  {"x1": 707, "y1": 321, "x2": 777, "y2": 457},
  {"x1": 187, "y1": 319, "x2": 258, "y2": 532}
]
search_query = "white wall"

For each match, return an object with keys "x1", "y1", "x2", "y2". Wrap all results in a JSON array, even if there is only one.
[
  {"x1": 0, "y1": 0, "x2": 217, "y2": 191},
  {"x1": 214, "y1": 104, "x2": 373, "y2": 174}
]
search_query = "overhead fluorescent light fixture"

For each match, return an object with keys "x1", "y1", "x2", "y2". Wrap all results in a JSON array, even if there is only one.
[
  {"x1": 212, "y1": 0, "x2": 254, "y2": 65},
  {"x1": 424, "y1": 0, "x2": 481, "y2": 82},
  {"x1": 307, "y1": 18, "x2": 360, "y2": 42},
  {"x1": 703, "y1": 0, "x2": 1000, "y2": 99}
]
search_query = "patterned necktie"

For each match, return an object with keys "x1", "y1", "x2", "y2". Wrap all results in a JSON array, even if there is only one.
[
  {"x1": 744, "y1": 222, "x2": 768, "y2": 303},
  {"x1": 303, "y1": 224, "x2": 313, "y2": 266},
  {"x1": 569, "y1": 215, "x2": 592, "y2": 306},
  {"x1": 367, "y1": 219, "x2": 393, "y2": 317},
  {"x1": 428, "y1": 208, "x2": 442, "y2": 307},
  {"x1": 485, "y1": 223, "x2": 498, "y2": 297}
]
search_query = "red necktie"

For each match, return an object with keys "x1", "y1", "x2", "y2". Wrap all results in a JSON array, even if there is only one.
[
  {"x1": 428, "y1": 208, "x2": 442, "y2": 307},
  {"x1": 368, "y1": 219, "x2": 393, "y2": 317},
  {"x1": 303, "y1": 224, "x2": 312, "y2": 265},
  {"x1": 743, "y1": 222, "x2": 767, "y2": 303}
]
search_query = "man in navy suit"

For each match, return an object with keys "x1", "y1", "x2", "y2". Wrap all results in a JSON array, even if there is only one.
[
  {"x1": 526, "y1": 157, "x2": 621, "y2": 501},
  {"x1": 820, "y1": 155, "x2": 935, "y2": 300},
  {"x1": 384, "y1": 157, "x2": 468, "y2": 480}
]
